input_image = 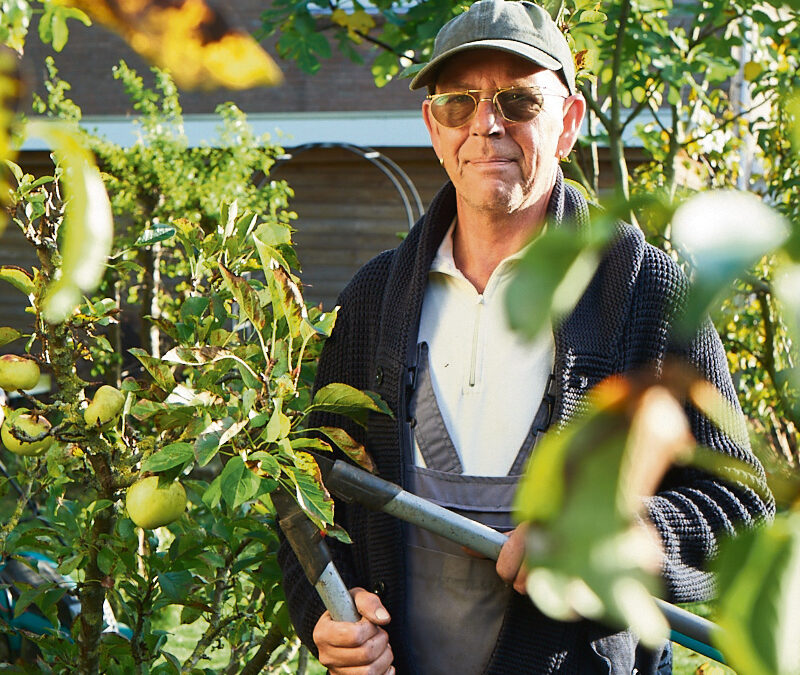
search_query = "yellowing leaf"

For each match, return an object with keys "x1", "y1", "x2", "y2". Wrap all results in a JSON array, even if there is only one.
[
  {"x1": 331, "y1": 8, "x2": 375, "y2": 42},
  {"x1": 1, "y1": 49, "x2": 24, "y2": 237},
  {"x1": 63, "y1": 0, "x2": 282, "y2": 90},
  {"x1": 743, "y1": 60, "x2": 763, "y2": 81},
  {"x1": 25, "y1": 121, "x2": 113, "y2": 324}
]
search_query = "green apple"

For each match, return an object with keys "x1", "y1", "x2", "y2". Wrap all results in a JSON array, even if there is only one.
[
  {"x1": 84, "y1": 385, "x2": 126, "y2": 427},
  {"x1": 1, "y1": 409, "x2": 53, "y2": 456},
  {"x1": 126, "y1": 476, "x2": 187, "y2": 529},
  {"x1": 0, "y1": 355, "x2": 40, "y2": 392}
]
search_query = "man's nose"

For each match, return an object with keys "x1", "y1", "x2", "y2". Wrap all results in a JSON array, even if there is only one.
[{"x1": 470, "y1": 96, "x2": 505, "y2": 135}]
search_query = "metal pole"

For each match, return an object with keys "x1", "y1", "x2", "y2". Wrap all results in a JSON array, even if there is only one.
[{"x1": 316, "y1": 455, "x2": 726, "y2": 663}]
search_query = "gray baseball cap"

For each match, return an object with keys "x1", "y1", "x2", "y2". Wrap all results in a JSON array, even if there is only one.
[{"x1": 409, "y1": 0, "x2": 576, "y2": 95}]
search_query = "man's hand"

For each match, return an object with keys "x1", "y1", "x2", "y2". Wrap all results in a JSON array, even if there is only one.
[
  {"x1": 496, "y1": 525, "x2": 528, "y2": 594},
  {"x1": 313, "y1": 587, "x2": 395, "y2": 675}
]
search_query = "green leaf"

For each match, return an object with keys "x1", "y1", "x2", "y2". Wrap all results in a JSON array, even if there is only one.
[
  {"x1": 97, "y1": 547, "x2": 115, "y2": 575},
  {"x1": 180, "y1": 605, "x2": 202, "y2": 625},
  {"x1": 315, "y1": 426, "x2": 374, "y2": 472},
  {"x1": 56, "y1": 553, "x2": 83, "y2": 576},
  {"x1": 180, "y1": 296, "x2": 209, "y2": 322},
  {"x1": 248, "y1": 450, "x2": 282, "y2": 478},
  {"x1": 219, "y1": 264, "x2": 266, "y2": 331},
  {"x1": 281, "y1": 451, "x2": 333, "y2": 527},
  {"x1": 0, "y1": 327, "x2": 23, "y2": 347},
  {"x1": 135, "y1": 221, "x2": 177, "y2": 246},
  {"x1": 202, "y1": 473, "x2": 223, "y2": 509},
  {"x1": 505, "y1": 225, "x2": 607, "y2": 339},
  {"x1": 158, "y1": 570, "x2": 194, "y2": 601},
  {"x1": 269, "y1": 264, "x2": 305, "y2": 339},
  {"x1": 142, "y1": 442, "x2": 195, "y2": 472},
  {"x1": 13, "y1": 586, "x2": 47, "y2": 619},
  {"x1": 713, "y1": 512, "x2": 800, "y2": 675},
  {"x1": 307, "y1": 383, "x2": 393, "y2": 427},
  {"x1": 0, "y1": 265, "x2": 34, "y2": 296},
  {"x1": 25, "y1": 121, "x2": 113, "y2": 324},
  {"x1": 254, "y1": 220, "x2": 291, "y2": 247},
  {"x1": 264, "y1": 398, "x2": 291, "y2": 443},
  {"x1": 129, "y1": 348, "x2": 176, "y2": 391},
  {"x1": 219, "y1": 456, "x2": 261, "y2": 510},
  {"x1": 513, "y1": 378, "x2": 691, "y2": 648}
]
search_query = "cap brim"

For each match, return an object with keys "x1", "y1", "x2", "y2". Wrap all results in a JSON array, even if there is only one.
[{"x1": 409, "y1": 39, "x2": 563, "y2": 90}]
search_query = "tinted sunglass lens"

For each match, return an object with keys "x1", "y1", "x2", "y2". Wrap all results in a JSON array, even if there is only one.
[
  {"x1": 496, "y1": 88, "x2": 544, "y2": 122},
  {"x1": 432, "y1": 93, "x2": 477, "y2": 127}
]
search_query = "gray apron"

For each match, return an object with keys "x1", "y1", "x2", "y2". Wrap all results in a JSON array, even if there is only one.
[{"x1": 405, "y1": 342, "x2": 554, "y2": 675}]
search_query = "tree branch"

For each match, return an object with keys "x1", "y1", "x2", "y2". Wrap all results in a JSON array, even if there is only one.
[
  {"x1": 579, "y1": 81, "x2": 612, "y2": 130},
  {"x1": 239, "y1": 623, "x2": 286, "y2": 675}
]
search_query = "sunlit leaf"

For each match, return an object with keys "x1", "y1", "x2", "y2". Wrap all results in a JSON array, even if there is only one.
[
  {"x1": 25, "y1": 121, "x2": 113, "y2": 324},
  {"x1": 38, "y1": 3, "x2": 91, "y2": 52},
  {"x1": 713, "y1": 512, "x2": 800, "y2": 675},
  {"x1": 331, "y1": 8, "x2": 375, "y2": 42},
  {"x1": 314, "y1": 426, "x2": 374, "y2": 472},
  {"x1": 307, "y1": 383, "x2": 393, "y2": 427},
  {"x1": 219, "y1": 264, "x2": 265, "y2": 331},
  {"x1": 219, "y1": 456, "x2": 261, "y2": 510},
  {"x1": 63, "y1": 0, "x2": 282, "y2": 90},
  {"x1": 264, "y1": 398, "x2": 291, "y2": 443},
  {"x1": 135, "y1": 221, "x2": 176, "y2": 246},
  {"x1": 269, "y1": 264, "x2": 305, "y2": 339},
  {"x1": 246, "y1": 450, "x2": 282, "y2": 479},
  {"x1": 671, "y1": 190, "x2": 789, "y2": 335},
  {"x1": 281, "y1": 451, "x2": 334, "y2": 527},
  {"x1": 193, "y1": 414, "x2": 245, "y2": 467},
  {"x1": 0, "y1": 265, "x2": 33, "y2": 296},
  {"x1": 789, "y1": 95, "x2": 800, "y2": 153},
  {"x1": 774, "y1": 262, "x2": 800, "y2": 374},
  {"x1": 129, "y1": 347, "x2": 176, "y2": 391},
  {"x1": 142, "y1": 442, "x2": 194, "y2": 472}
]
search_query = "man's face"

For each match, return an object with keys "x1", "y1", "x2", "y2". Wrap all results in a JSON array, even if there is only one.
[{"x1": 422, "y1": 50, "x2": 583, "y2": 217}]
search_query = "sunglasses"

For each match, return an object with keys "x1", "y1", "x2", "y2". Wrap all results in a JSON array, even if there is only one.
[{"x1": 427, "y1": 86, "x2": 568, "y2": 128}]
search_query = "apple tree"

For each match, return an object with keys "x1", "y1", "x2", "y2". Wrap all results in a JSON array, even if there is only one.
[{"x1": 1, "y1": 4, "x2": 386, "y2": 674}]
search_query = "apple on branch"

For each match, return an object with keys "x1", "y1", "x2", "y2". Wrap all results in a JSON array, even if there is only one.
[
  {"x1": 1, "y1": 409, "x2": 53, "y2": 456},
  {"x1": 0, "y1": 355, "x2": 41, "y2": 392},
  {"x1": 84, "y1": 385, "x2": 126, "y2": 427},
  {"x1": 126, "y1": 476, "x2": 187, "y2": 529}
]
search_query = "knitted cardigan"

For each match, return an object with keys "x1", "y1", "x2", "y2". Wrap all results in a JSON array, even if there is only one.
[{"x1": 278, "y1": 172, "x2": 773, "y2": 674}]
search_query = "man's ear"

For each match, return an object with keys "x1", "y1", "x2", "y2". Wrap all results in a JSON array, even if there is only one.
[
  {"x1": 557, "y1": 93, "x2": 586, "y2": 157},
  {"x1": 422, "y1": 100, "x2": 443, "y2": 162}
]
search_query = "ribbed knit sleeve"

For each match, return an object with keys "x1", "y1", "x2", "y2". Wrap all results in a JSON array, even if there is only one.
[{"x1": 630, "y1": 245, "x2": 775, "y2": 603}]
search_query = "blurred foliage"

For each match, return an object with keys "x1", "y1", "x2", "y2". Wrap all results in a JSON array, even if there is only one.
[{"x1": 62, "y1": 0, "x2": 282, "y2": 89}]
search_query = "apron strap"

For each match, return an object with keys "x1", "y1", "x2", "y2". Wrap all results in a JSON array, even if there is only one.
[
  {"x1": 409, "y1": 342, "x2": 464, "y2": 474},
  {"x1": 507, "y1": 372, "x2": 556, "y2": 476}
]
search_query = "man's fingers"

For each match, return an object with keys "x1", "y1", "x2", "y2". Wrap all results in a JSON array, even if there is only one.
[
  {"x1": 321, "y1": 626, "x2": 393, "y2": 669},
  {"x1": 316, "y1": 612, "x2": 378, "y2": 647},
  {"x1": 496, "y1": 525, "x2": 528, "y2": 593},
  {"x1": 351, "y1": 587, "x2": 391, "y2": 625}
]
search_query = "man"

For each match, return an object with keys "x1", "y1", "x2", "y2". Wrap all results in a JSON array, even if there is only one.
[{"x1": 278, "y1": 1, "x2": 773, "y2": 673}]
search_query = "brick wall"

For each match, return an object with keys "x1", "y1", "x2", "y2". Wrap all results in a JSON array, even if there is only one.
[{"x1": 20, "y1": 0, "x2": 422, "y2": 116}]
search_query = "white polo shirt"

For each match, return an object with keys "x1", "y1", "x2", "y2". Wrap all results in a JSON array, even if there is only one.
[{"x1": 414, "y1": 221, "x2": 555, "y2": 477}]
